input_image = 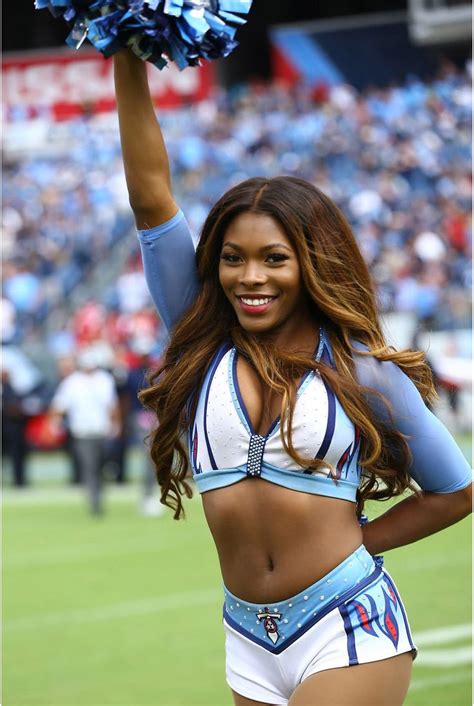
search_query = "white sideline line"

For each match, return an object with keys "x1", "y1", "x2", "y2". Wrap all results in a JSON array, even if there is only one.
[
  {"x1": 416, "y1": 647, "x2": 472, "y2": 666},
  {"x1": 411, "y1": 669, "x2": 472, "y2": 691},
  {"x1": 4, "y1": 534, "x2": 192, "y2": 570},
  {"x1": 2, "y1": 486, "x2": 202, "y2": 507},
  {"x1": 2, "y1": 487, "x2": 141, "y2": 506},
  {"x1": 414, "y1": 623, "x2": 472, "y2": 646},
  {"x1": 4, "y1": 588, "x2": 222, "y2": 632}
]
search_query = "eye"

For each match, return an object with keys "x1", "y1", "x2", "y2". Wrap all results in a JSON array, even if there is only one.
[
  {"x1": 220, "y1": 252, "x2": 241, "y2": 263},
  {"x1": 266, "y1": 253, "x2": 289, "y2": 264}
]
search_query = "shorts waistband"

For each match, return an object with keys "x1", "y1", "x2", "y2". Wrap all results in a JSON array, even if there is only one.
[{"x1": 223, "y1": 545, "x2": 378, "y2": 650}]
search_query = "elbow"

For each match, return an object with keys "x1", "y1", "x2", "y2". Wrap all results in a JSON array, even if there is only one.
[
  {"x1": 128, "y1": 197, "x2": 161, "y2": 220},
  {"x1": 127, "y1": 177, "x2": 172, "y2": 214},
  {"x1": 425, "y1": 482, "x2": 472, "y2": 524},
  {"x1": 128, "y1": 190, "x2": 177, "y2": 230},
  {"x1": 441, "y1": 482, "x2": 472, "y2": 521},
  {"x1": 457, "y1": 482, "x2": 473, "y2": 518}
]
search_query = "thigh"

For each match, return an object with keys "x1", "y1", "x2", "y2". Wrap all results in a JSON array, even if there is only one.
[
  {"x1": 88, "y1": 439, "x2": 104, "y2": 474},
  {"x1": 73, "y1": 439, "x2": 89, "y2": 472},
  {"x1": 232, "y1": 689, "x2": 277, "y2": 706},
  {"x1": 74, "y1": 439, "x2": 101, "y2": 477},
  {"x1": 288, "y1": 653, "x2": 413, "y2": 706}
]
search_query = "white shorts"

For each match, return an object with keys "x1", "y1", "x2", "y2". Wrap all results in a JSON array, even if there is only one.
[{"x1": 223, "y1": 546, "x2": 416, "y2": 705}]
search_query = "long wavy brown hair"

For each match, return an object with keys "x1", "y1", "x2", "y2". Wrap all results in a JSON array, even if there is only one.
[{"x1": 140, "y1": 176, "x2": 435, "y2": 519}]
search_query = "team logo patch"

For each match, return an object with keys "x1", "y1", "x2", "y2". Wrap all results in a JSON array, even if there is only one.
[{"x1": 256, "y1": 607, "x2": 282, "y2": 644}]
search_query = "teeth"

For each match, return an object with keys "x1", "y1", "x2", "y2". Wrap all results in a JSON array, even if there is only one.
[{"x1": 240, "y1": 297, "x2": 273, "y2": 306}]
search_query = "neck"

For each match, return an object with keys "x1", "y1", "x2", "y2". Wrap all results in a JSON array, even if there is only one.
[{"x1": 256, "y1": 308, "x2": 320, "y2": 356}]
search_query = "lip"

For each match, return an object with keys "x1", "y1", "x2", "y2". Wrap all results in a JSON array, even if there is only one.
[{"x1": 235, "y1": 294, "x2": 278, "y2": 316}]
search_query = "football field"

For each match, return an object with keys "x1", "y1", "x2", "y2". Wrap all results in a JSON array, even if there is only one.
[{"x1": 3, "y1": 441, "x2": 472, "y2": 706}]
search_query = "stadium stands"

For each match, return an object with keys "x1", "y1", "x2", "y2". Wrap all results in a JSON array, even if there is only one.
[{"x1": 3, "y1": 61, "x2": 471, "y2": 351}]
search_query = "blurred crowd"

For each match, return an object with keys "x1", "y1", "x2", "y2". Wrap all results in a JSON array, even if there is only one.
[
  {"x1": 2, "y1": 60, "x2": 471, "y2": 493},
  {"x1": 165, "y1": 61, "x2": 471, "y2": 329},
  {"x1": 2, "y1": 114, "x2": 132, "y2": 340}
]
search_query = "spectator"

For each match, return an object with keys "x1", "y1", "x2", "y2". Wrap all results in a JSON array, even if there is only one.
[
  {"x1": 49, "y1": 346, "x2": 121, "y2": 515},
  {"x1": 2, "y1": 369, "x2": 30, "y2": 487}
]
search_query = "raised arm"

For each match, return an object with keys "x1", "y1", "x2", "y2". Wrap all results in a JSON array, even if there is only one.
[
  {"x1": 114, "y1": 50, "x2": 199, "y2": 331},
  {"x1": 113, "y1": 49, "x2": 177, "y2": 228}
]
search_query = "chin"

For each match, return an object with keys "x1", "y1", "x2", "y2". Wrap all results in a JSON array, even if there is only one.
[{"x1": 236, "y1": 316, "x2": 278, "y2": 334}]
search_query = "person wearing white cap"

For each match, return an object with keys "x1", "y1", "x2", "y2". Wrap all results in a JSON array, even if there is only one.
[{"x1": 49, "y1": 347, "x2": 121, "y2": 515}]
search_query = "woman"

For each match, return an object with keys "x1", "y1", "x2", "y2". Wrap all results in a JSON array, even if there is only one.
[{"x1": 114, "y1": 50, "x2": 472, "y2": 706}]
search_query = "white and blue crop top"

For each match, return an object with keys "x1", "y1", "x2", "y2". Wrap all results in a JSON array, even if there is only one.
[{"x1": 137, "y1": 209, "x2": 472, "y2": 502}]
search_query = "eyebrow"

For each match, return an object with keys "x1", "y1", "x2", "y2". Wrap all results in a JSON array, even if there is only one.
[{"x1": 222, "y1": 241, "x2": 292, "y2": 252}]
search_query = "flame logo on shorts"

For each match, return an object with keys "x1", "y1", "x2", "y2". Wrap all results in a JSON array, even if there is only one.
[
  {"x1": 349, "y1": 582, "x2": 400, "y2": 649},
  {"x1": 379, "y1": 587, "x2": 400, "y2": 648},
  {"x1": 352, "y1": 600, "x2": 378, "y2": 636}
]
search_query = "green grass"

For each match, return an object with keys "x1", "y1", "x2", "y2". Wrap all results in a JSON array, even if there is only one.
[{"x1": 3, "y1": 443, "x2": 472, "y2": 706}]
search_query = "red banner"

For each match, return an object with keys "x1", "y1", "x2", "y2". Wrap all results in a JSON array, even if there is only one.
[{"x1": 2, "y1": 49, "x2": 214, "y2": 121}]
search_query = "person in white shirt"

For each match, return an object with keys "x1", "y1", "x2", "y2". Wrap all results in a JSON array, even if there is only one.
[{"x1": 50, "y1": 347, "x2": 121, "y2": 515}]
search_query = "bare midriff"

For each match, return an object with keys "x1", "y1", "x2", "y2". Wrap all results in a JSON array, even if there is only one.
[
  {"x1": 200, "y1": 331, "x2": 363, "y2": 603},
  {"x1": 202, "y1": 480, "x2": 363, "y2": 604}
]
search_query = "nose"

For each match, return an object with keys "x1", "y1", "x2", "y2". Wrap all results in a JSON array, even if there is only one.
[{"x1": 238, "y1": 261, "x2": 267, "y2": 288}]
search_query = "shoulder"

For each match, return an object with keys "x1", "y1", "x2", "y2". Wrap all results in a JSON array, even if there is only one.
[
  {"x1": 95, "y1": 369, "x2": 116, "y2": 387},
  {"x1": 53, "y1": 372, "x2": 81, "y2": 404},
  {"x1": 350, "y1": 340, "x2": 404, "y2": 393},
  {"x1": 60, "y1": 371, "x2": 80, "y2": 390},
  {"x1": 350, "y1": 340, "x2": 427, "y2": 422}
]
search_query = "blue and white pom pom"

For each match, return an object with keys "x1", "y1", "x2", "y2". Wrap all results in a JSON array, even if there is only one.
[{"x1": 34, "y1": 0, "x2": 253, "y2": 70}]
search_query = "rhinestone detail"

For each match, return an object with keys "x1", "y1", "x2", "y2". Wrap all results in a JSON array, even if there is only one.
[{"x1": 246, "y1": 434, "x2": 266, "y2": 477}]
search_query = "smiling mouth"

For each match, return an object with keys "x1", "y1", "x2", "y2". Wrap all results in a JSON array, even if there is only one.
[
  {"x1": 235, "y1": 295, "x2": 278, "y2": 315},
  {"x1": 238, "y1": 296, "x2": 277, "y2": 306}
]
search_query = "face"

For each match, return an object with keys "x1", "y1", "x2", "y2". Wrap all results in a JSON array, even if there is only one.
[{"x1": 219, "y1": 211, "x2": 310, "y2": 339}]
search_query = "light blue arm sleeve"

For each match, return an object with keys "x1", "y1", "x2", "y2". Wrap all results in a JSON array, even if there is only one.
[
  {"x1": 137, "y1": 210, "x2": 199, "y2": 332},
  {"x1": 353, "y1": 343, "x2": 472, "y2": 493}
]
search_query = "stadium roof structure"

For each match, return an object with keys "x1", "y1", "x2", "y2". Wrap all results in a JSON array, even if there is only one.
[
  {"x1": 408, "y1": 0, "x2": 472, "y2": 45},
  {"x1": 271, "y1": 11, "x2": 443, "y2": 91}
]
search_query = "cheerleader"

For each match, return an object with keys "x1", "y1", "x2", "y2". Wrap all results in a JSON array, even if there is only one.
[{"x1": 113, "y1": 50, "x2": 472, "y2": 706}]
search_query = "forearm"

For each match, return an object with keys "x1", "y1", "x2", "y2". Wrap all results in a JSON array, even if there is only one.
[
  {"x1": 113, "y1": 50, "x2": 175, "y2": 224},
  {"x1": 362, "y1": 484, "x2": 472, "y2": 556}
]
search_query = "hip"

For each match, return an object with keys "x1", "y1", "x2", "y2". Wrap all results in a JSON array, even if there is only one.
[
  {"x1": 223, "y1": 546, "x2": 416, "y2": 704},
  {"x1": 223, "y1": 545, "x2": 379, "y2": 652}
]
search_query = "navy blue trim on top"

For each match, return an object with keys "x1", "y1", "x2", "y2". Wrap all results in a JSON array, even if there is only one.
[
  {"x1": 265, "y1": 412, "x2": 282, "y2": 438},
  {"x1": 223, "y1": 567, "x2": 382, "y2": 655},
  {"x1": 231, "y1": 352, "x2": 254, "y2": 434},
  {"x1": 188, "y1": 423, "x2": 196, "y2": 473},
  {"x1": 339, "y1": 603, "x2": 359, "y2": 665},
  {"x1": 264, "y1": 363, "x2": 317, "y2": 438},
  {"x1": 345, "y1": 429, "x2": 361, "y2": 479},
  {"x1": 315, "y1": 325, "x2": 325, "y2": 362},
  {"x1": 311, "y1": 377, "x2": 336, "y2": 465},
  {"x1": 203, "y1": 343, "x2": 232, "y2": 470},
  {"x1": 232, "y1": 326, "x2": 326, "y2": 439},
  {"x1": 314, "y1": 333, "x2": 337, "y2": 465}
]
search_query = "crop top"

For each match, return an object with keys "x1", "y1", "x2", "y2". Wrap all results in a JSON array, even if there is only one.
[{"x1": 137, "y1": 209, "x2": 472, "y2": 501}]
